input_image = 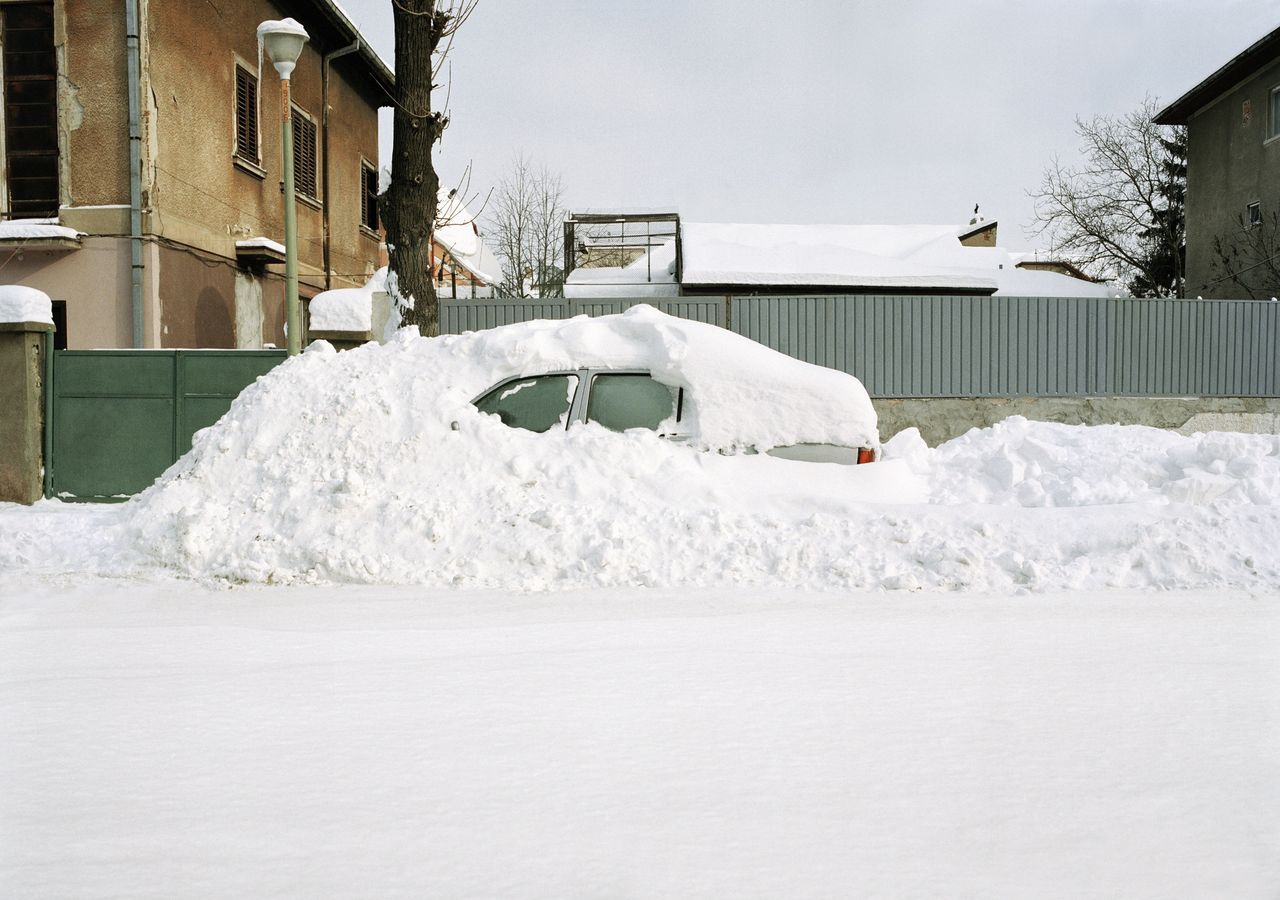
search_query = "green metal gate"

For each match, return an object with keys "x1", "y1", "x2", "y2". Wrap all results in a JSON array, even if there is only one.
[{"x1": 45, "y1": 349, "x2": 286, "y2": 501}]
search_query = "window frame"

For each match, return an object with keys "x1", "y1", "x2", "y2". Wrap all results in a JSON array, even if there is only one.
[
  {"x1": 584, "y1": 371, "x2": 685, "y2": 434},
  {"x1": 1268, "y1": 84, "x2": 1280, "y2": 143},
  {"x1": 1, "y1": 1, "x2": 60, "y2": 219},
  {"x1": 359, "y1": 158, "x2": 380, "y2": 237},
  {"x1": 290, "y1": 103, "x2": 320, "y2": 207},
  {"x1": 232, "y1": 60, "x2": 263, "y2": 175},
  {"x1": 1248, "y1": 201, "x2": 1262, "y2": 228},
  {"x1": 472, "y1": 372, "x2": 582, "y2": 433}
]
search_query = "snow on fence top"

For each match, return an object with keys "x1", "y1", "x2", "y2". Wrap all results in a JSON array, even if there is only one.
[{"x1": 0, "y1": 285, "x2": 54, "y2": 325}]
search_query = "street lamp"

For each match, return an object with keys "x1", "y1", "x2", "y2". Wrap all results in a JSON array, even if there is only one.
[{"x1": 257, "y1": 17, "x2": 309, "y2": 355}]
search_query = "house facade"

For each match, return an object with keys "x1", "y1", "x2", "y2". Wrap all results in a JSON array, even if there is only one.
[
  {"x1": 0, "y1": 0, "x2": 391, "y2": 349},
  {"x1": 1157, "y1": 24, "x2": 1280, "y2": 297}
]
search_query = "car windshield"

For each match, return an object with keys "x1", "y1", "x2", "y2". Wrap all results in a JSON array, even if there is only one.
[
  {"x1": 474, "y1": 374, "x2": 579, "y2": 433},
  {"x1": 585, "y1": 374, "x2": 680, "y2": 432}
]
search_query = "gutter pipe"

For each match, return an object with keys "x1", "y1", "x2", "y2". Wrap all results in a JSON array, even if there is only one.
[
  {"x1": 125, "y1": 0, "x2": 144, "y2": 347},
  {"x1": 321, "y1": 40, "x2": 360, "y2": 291}
]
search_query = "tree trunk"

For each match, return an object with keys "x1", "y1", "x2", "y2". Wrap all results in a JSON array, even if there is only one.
[{"x1": 381, "y1": 0, "x2": 443, "y2": 336}]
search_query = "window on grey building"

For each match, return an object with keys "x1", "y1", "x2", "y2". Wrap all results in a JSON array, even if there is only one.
[
  {"x1": 291, "y1": 107, "x2": 318, "y2": 201},
  {"x1": 2, "y1": 1, "x2": 59, "y2": 218},
  {"x1": 1248, "y1": 202, "x2": 1262, "y2": 227},
  {"x1": 361, "y1": 162, "x2": 379, "y2": 232},
  {"x1": 234, "y1": 64, "x2": 259, "y2": 166},
  {"x1": 1271, "y1": 86, "x2": 1280, "y2": 140}
]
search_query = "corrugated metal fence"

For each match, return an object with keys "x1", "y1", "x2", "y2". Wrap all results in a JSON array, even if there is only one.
[{"x1": 441, "y1": 294, "x2": 1280, "y2": 398}]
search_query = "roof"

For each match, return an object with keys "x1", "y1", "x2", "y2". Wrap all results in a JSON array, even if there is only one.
[
  {"x1": 1155, "y1": 24, "x2": 1280, "y2": 124},
  {"x1": 435, "y1": 189, "x2": 504, "y2": 285},
  {"x1": 278, "y1": 0, "x2": 395, "y2": 106},
  {"x1": 564, "y1": 222, "x2": 1113, "y2": 298}
]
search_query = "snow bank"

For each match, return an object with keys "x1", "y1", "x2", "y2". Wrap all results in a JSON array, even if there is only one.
[
  {"x1": 0, "y1": 284, "x2": 53, "y2": 325},
  {"x1": 123, "y1": 306, "x2": 884, "y2": 585}
]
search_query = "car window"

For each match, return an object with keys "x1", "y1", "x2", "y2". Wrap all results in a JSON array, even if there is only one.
[
  {"x1": 586, "y1": 374, "x2": 681, "y2": 432},
  {"x1": 474, "y1": 374, "x2": 579, "y2": 433}
]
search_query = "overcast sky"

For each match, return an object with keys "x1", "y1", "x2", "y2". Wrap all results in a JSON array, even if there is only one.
[{"x1": 340, "y1": 1, "x2": 1276, "y2": 249}]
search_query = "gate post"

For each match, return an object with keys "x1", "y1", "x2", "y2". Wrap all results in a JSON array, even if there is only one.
[{"x1": 0, "y1": 320, "x2": 54, "y2": 504}]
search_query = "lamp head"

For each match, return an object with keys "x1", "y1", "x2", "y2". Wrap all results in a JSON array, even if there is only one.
[{"x1": 257, "y1": 18, "x2": 309, "y2": 79}]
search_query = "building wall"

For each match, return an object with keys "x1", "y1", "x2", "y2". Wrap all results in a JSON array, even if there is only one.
[
  {"x1": 2, "y1": 0, "x2": 385, "y2": 349},
  {"x1": 0, "y1": 237, "x2": 132, "y2": 348},
  {"x1": 1185, "y1": 58, "x2": 1280, "y2": 295}
]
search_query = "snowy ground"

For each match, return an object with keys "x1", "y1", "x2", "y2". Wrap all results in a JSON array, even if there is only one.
[
  {"x1": 4, "y1": 317, "x2": 1280, "y2": 895},
  {"x1": 2, "y1": 577, "x2": 1278, "y2": 898}
]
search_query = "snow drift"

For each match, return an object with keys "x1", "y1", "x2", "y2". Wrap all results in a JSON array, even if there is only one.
[{"x1": 12, "y1": 305, "x2": 1277, "y2": 592}]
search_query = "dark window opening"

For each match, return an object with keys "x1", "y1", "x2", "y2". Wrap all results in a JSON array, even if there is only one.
[
  {"x1": 291, "y1": 107, "x2": 318, "y2": 201},
  {"x1": 51, "y1": 299, "x2": 66, "y2": 349},
  {"x1": 361, "y1": 162, "x2": 379, "y2": 232},
  {"x1": 2, "y1": 1, "x2": 58, "y2": 219},
  {"x1": 234, "y1": 65, "x2": 258, "y2": 165},
  {"x1": 1248, "y1": 202, "x2": 1262, "y2": 228}
]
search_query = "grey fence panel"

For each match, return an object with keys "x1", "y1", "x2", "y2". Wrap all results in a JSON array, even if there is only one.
[
  {"x1": 439, "y1": 293, "x2": 1280, "y2": 397},
  {"x1": 441, "y1": 300, "x2": 570, "y2": 334}
]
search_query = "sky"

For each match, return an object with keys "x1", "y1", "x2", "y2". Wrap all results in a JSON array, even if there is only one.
[{"x1": 338, "y1": 1, "x2": 1277, "y2": 249}]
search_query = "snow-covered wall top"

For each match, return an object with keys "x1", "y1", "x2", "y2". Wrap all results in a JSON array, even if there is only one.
[
  {"x1": 0, "y1": 284, "x2": 54, "y2": 325},
  {"x1": 0, "y1": 219, "x2": 83, "y2": 242},
  {"x1": 309, "y1": 268, "x2": 385, "y2": 332}
]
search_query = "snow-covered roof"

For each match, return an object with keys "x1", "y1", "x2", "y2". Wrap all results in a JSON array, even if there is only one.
[
  {"x1": 566, "y1": 221, "x2": 1111, "y2": 298},
  {"x1": 435, "y1": 190, "x2": 503, "y2": 286}
]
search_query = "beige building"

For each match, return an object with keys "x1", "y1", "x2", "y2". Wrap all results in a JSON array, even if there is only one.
[{"x1": 0, "y1": 0, "x2": 391, "y2": 349}]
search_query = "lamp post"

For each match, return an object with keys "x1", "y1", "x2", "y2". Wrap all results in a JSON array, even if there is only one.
[{"x1": 258, "y1": 18, "x2": 309, "y2": 356}]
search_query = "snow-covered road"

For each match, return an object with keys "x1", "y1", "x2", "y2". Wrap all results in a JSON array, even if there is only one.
[{"x1": 3, "y1": 579, "x2": 1277, "y2": 898}]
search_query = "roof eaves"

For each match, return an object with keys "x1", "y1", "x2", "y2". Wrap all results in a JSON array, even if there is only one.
[
  {"x1": 1155, "y1": 24, "x2": 1280, "y2": 124},
  {"x1": 289, "y1": 0, "x2": 395, "y2": 103}
]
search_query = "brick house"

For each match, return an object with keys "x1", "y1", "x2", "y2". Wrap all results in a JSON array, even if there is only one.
[{"x1": 0, "y1": 0, "x2": 392, "y2": 349}]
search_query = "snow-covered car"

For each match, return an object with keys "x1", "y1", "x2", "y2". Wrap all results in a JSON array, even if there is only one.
[{"x1": 467, "y1": 309, "x2": 880, "y2": 464}]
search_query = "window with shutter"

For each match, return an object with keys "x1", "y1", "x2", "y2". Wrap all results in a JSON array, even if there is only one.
[
  {"x1": 361, "y1": 162, "x2": 379, "y2": 232},
  {"x1": 234, "y1": 65, "x2": 258, "y2": 165},
  {"x1": 2, "y1": 2, "x2": 59, "y2": 218},
  {"x1": 291, "y1": 107, "x2": 318, "y2": 201}
]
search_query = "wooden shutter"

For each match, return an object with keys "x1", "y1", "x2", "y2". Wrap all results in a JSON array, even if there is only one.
[
  {"x1": 234, "y1": 65, "x2": 258, "y2": 164},
  {"x1": 2, "y1": 2, "x2": 59, "y2": 218},
  {"x1": 361, "y1": 164, "x2": 379, "y2": 231},
  {"x1": 291, "y1": 108, "x2": 317, "y2": 200}
]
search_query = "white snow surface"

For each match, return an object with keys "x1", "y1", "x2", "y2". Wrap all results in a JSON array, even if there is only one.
[
  {"x1": 0, "y1": 284, "x2": 53, "y2": 324},
  {"x1": 308, "y1": 267, "x2": 385, "y2": 332},
  {"x1": 0, "y1": 219, "x2": 82, "y2": 241},
  {"x1": 2, "y1": 580, "x2": 1277, "y2": 898},
  {"x1": 235, "y1": 235, "x2": 286, "y2": 255}
]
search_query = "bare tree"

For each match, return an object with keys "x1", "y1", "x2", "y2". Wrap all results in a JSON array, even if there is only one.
[
  {"x1": 380, "y1": 0, "x2": 477, "y2": 336},
  {"x1": 1208, "y1": 212, "x2": 1280, "y2": 299},
  {"x1": 487, "y1": 153, "x2": 567, "y2": 298},
  {"x1": 1030, "y1": 97, "x2": 1186, "y2": 297}
]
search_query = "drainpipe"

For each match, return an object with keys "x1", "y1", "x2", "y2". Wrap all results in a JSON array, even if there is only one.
[
  {"x1": 125, "y1": 0, "x2": 144, "y2": 347},
  {"x1": 321, "y1": 40, "x2": 359, "y2": 291}
]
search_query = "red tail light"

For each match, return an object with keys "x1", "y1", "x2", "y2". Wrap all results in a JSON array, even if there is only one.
[{"x1": 856, "y1": 447, "x2": 876, "y2": 465}]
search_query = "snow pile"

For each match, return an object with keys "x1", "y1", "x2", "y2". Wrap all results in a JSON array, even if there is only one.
[
  {"x1": 123, "y1": 306, "x2": 884, "y2": 585},
  {"x1": 309, "y1": 268, "x2": 385, "y2": 332},
  {"x1": 13, "y1": 304, "x2": 1278, "y2": 592},
  {"x1": 898, "y1": 417, "x2": 1280, "y2": 508},
  {"x1": 0, "y1": 284, "x2": 53, "y2": 325}
]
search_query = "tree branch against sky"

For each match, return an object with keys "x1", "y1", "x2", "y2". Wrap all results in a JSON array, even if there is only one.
[
  {"x1": 487, "y1": 153, "x2": 566, "y2": 298},
  {"x1": 1029, "y1": 97, "x2": 1186, "y2": 297},
  {"x1": 380, "y1": 0, "x2": 478, "y2": 336}
]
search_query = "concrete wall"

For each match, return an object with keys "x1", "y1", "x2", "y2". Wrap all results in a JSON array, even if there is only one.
[
  {"x1": 0, "y1": 326, "x2": 51, "y2": 504},
  {"x1": 1184, "y1": 58, "x2": 1280, "y2": 296},
  {"x1": 876, "y1": 396, "x2": 1280, "y2": 445}
]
